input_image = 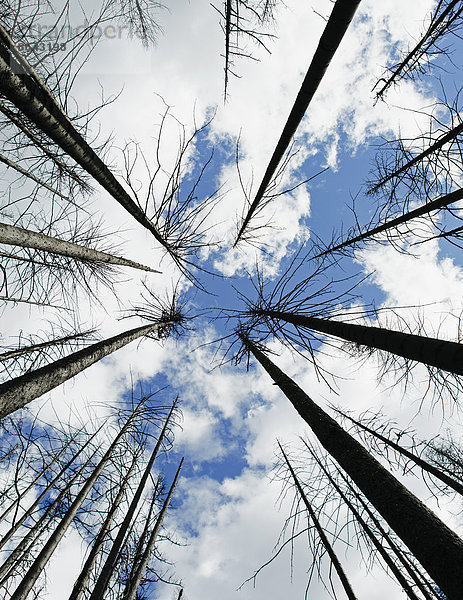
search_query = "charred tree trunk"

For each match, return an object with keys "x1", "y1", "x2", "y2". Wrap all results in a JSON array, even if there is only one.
[
  {"x1": 241, "y1": 335, "x2": 463, "y2": 599},
  {"x1": 255, "y1": 308, "x2": 463, "y2": 376},
  {"x1": 235, "y1": 0, "x2": 361, "y2": 244}
]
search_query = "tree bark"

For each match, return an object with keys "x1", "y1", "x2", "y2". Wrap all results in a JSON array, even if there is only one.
[
  {"x1": 9, "y1": 405, "x2": 141, "y2": 600},
  {"x1": 0, "y1": 321, "x2": 170, "y2": 419},
  {"x1": 278, "y1": 442, "x2": 357, "y2": 600},
  {"x1": 0, "y1": 222, "x2": 161, "y2": 273},
  {"x1": 235, "y1": 0, "x2": 362, "y2": 244},
  {"x1": 0, "y1": 26, "x2": 171, "y2": 254},
  {"x1": 257, "y1": 309, "x2": 463, "y2": 376},
  {"x1": 89, "y1": 400, "x2": 177, "y2": 600},
  {"x1": 122, "y1": 458, "x2": 183, "y2": 600},
  {"x1": 242, "y1": 336, "x2": 463, "y2": 599}
]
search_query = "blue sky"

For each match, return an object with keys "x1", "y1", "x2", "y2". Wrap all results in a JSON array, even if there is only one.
[{"x1": 1, "y1": 1, "x2": 463, "y2": 599}]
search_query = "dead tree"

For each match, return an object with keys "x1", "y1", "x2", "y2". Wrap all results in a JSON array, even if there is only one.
[
  {"x1": 277, "y1": 441, "x2": 358, "y2": 600},
  {"x1": 121, "y1": 458, "x2": 184, "y2": 600},
  {"x1": 236, "y1": 333, "x2": 463, "y2": 599},
  {"x1": 0, "y1": 296, "x2": 184, "y2": 419},
  {"x1": 89, "y1": 399, "x2": 178, "y2": 599},
  {"x1": 7, "y1": 401, "x2": 144, "y2": 600},
  {"x1": 374, "y1": 0, "x2": 463, "y2": 101},
  {"x1": 334, "y1": 408, "x2": 463, "y2": 497},
  {"x1": 234, "y1": 0, "x2": 361, "y2": 245}
]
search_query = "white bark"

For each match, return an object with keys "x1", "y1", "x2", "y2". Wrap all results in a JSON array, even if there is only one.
[
  {"x1": 0, "y1": 223, "x2": 161, "y2": 273},
  {"x1": 0, "y1": 321, "x2": 170, "y2": 419}
]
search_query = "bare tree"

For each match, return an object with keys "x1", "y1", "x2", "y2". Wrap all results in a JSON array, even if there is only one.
[
  {"x1": 374, "y1": 0, "x2": 463, "y2": 101},
  {"x1": 0, "y1": 295, "x2": 185, "y2": 419},
  {"x1": 235, "y1": 333, "x2": 463, "y2": 598},
  {"x1": 234, "y1": 0, "x2": 361, "y2": 245}
]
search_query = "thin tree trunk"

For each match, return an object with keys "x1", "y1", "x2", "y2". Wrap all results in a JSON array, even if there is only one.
[
  {"x1": 235, "y1": 0, "x2": 361, "y2": 244},
  {"x1": 9, "y1": 405, "x2": 141, "y2": 600},
  {"x1": 0, "y1": 330, "x2": 95, "y2": 363},
  {"x1": 0, "y1": 99, "x2": 89, "y2": 190},
  {"x1": 123, "y1": 476, "x2": 162, "y2": 593},
  {"x1": 0, "y1": 295, "x2": 72, "y2": 310},
  {"x1": 315, "y1": 187, "x2": 463, "y2": 257},
  {"x1": 332, "y1": 464, "x2": 440, "y2": 600},
  {"x1": 278, "y1": 442, "x2": 357, "y2": 600},
  {"x1": 0, "y1": 425, "x2": 98, "y2": 553},
  {"x1": 0, "y1": 152, "x2": 69, "y2": 200},
  {"x1": 336, "y1": 409, "x2": 463, "y2": 496},
  {"x1": 375, "y1": 0, "x2": 463, "y2": 100},
  {"x1": 241, "y1": 335, "x2": 463, "y2": 599},
  {"x1": 122, "y1": 458, "x2": 183, "y2": 600},
  {"x1": 89, "y1": 400, "x2": 177, "y2": 600},
  {"x1": 257, "y1": 309, "x2": 463, "y2": 376},
  {"x1": 0, "y1": 223, "x2": 161, "y2": 274},
  {"x1": 305, "y1": 442, "x2": 431, "y2": 600},
  {"x1": 68, "y1": 451, "x2": 139, "y2": 600},
  {"x1": 0, "y1": 451, "x2": 96, "y2": 585},
  {"x1": 0, "y1": 435, "x2": 72, "y2": 532},
  {"x1": 368, "y1": 122, "x2": 463, "y2": 194},
  {"x1": 0, "y1": 321, "x2": 171, "y2": 419},
  {"x1": 0, "y1": 26, "x2": 171, "y2": 254}
]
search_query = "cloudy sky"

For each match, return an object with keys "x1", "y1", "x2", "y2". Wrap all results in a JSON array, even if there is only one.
[{"x1": 1, "y1": 0, "x2": 463, "y2": 599}]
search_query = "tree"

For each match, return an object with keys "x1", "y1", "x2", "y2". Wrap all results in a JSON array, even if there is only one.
[
  {"x1": 374, "y1": 0, "x2": 463, "y2": 101},
  {"x1": 236, "y1": 333, "x2": 463, "y2": 599},
  {"x1": 0, "y1": 295, "x2": 184, "y2": 418},
  {"x1": 234, "y1": 0, "x2": 361, "y2": 244}
]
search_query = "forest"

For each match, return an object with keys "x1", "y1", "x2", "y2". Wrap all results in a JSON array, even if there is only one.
[{"x1": 0, "y1": 0, "x2": 462, "y2": 598}]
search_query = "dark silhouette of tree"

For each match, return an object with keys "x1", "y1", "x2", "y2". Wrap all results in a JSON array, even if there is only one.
[
  {"x1": 374, "y1": 0, "x2": 463, "y2": 101},
  {"x1": 235, "y1": 333, "x2": 463, "y2": 599},
  {"x1": 234, "y1": 0, "x2": 361, "y2": 245}
]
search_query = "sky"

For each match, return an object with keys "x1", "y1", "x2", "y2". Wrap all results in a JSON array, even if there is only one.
[{"x1": 1, "y1": 0, "x2": 463, "y2": 599}]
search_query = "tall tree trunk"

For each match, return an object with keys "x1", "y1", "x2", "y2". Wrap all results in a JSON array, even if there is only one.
[
  {"x1": 0, "y1": 321, "x2": 172, "y2": 419},
  {"x1": 0, "y1": 330, "x2": 95, "y2": 363},
  {"x1": 375, "y1": 0, "x2": 463, "y2": 100},
  {"x1": 315, "y1": 187, "x2": 463, "y2": 257},
  {"x1": 368, "y1": 122, "x2": 463, "y2": 194},
  {"x1": 305, "y1": 442, "x2": 431, "y2": 600},
  {"x1": 122, "y1": 458, "x2": 183, "y2": 600},
  {"x1": 0, "y1": 152, "x2": 69, "y2": 200},
  {"x1": 336, "y1": 409, "x2": 463, "y2": 496},
  {"x1": 9, "y1": 404, "x2": 141, "y2": 600},
  {"x1": 0, "y1": 223, "x2": 161, "y2": 274},
  {"x1": 0, "y1": 99, "x2": 89, "y2": 190},
  {"x1": 278, "y1": 442, "x2": 357, "y2": 600},
  {"x1": 89, "y1": 400, "x2": 177, "y2": 600},
  {"x1": 235, "y1": 0, "x2": 361, "y2": 244},
  {"x1": 68, "y1": 451, "x2": 139, "y2": 600},
  {"x1": 241, "y1": 335, "x2": 463, "y2": 599},
  {"x1": 0, "y1": 25, "x2": 171, "y2": 254},
  {"x1": 256, "y1": 309, "x2": 463, "y2": 376}
]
